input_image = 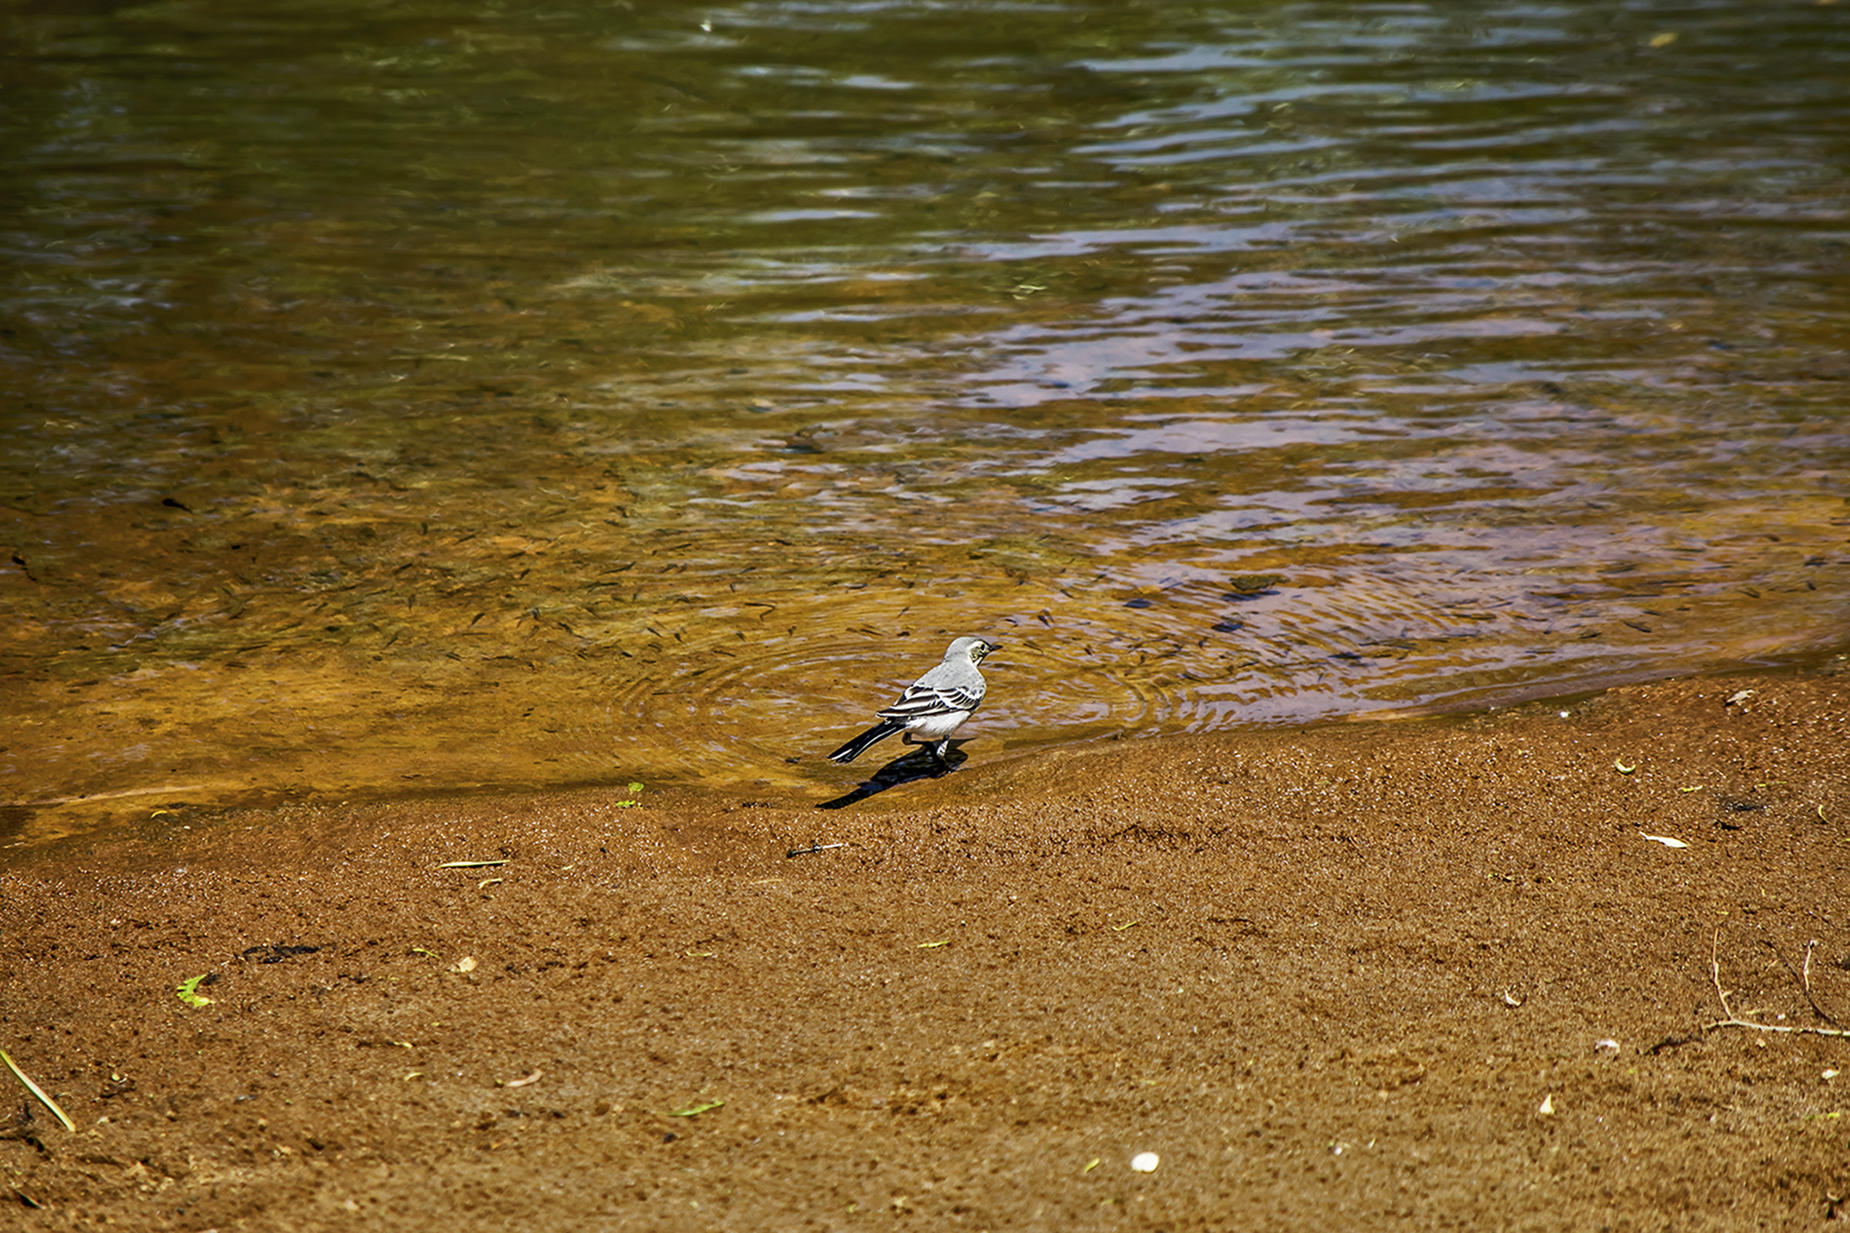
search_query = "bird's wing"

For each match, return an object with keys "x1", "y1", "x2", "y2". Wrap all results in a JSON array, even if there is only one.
[{"x1": 877, "y1": 670, "x2": 983, "y2": 720}]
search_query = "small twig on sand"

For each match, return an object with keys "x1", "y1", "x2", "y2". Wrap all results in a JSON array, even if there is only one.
[
  {"x1": 0, "y1": 1051, "x2": 74, "y2": 1133},
  {"x1": 1705, "y1": 930, "x2": 1850, "y2": 1040},
  {"x1": 1762, "y1": 937, "x2": 1845, "y2": 1029},
  {"x1": 786, "y1": 842, "x2": 846, "y2": 859}
]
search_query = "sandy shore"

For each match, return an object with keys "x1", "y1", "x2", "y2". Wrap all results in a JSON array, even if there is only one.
[{"x1": 3, "y1": 662, "x2": 1848, "y2": 1230}]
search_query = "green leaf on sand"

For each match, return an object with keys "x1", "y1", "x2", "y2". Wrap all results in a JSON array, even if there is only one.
[{"x1": 669, "y1": 1098, "x2": 724, "y2": 1117}]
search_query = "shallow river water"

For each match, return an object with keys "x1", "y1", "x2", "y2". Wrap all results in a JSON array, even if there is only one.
[{"x1": 3, "y1": 0, "x2": 1848, "y2": 844}]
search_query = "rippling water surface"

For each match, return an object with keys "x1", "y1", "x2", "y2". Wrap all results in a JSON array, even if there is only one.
[{"x1": 3, "y1": 0, "x2": 1847, "y2": 843}]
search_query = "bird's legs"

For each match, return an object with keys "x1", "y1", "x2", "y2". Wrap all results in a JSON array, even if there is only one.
[{"x1": 901, "y1": 735, "x2": 956, "y2": 769}]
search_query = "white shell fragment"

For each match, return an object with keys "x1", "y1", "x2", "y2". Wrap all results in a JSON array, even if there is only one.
[
  {"x1": 1595, "y1": 1038, "x2": 1621, "y2": 1052},
  {"x1": 1639, "y1": 833, "x2": 1687, "y2": 848},
  {"x1": 1130, "y1": 1152, "x2": 1160, "y2": 1173},
  {"x1": 1538, "y1": 1094, "x2": 1555, "y2": 1116}
]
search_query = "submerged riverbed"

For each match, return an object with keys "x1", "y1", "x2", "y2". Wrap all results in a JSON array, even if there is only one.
[{"x1": 3, "y1": 0, "x2": 1847, "y2": 844}]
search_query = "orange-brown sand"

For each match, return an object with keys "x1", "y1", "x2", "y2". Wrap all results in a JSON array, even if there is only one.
[{"x1": 3, "y1": 664, "x2": 1848, "y2": 1230}]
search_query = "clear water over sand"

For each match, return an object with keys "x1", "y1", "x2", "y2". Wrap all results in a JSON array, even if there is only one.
[{"x1": 3, "y1": 0, "x2": 1847, "y2": 842}]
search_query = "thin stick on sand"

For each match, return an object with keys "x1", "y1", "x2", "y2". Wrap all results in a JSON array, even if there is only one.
[
  {"x1": 1, "y1": 1049, "x2": 76, "y2": 1133},
  {"x1": 1703, "y1": 931, "x2": 1850, "y2": 1041}
]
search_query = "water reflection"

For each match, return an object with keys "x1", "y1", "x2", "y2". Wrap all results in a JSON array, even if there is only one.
[{"x1": 2, "y1": 0, "x2": 1846, "y2": 843}]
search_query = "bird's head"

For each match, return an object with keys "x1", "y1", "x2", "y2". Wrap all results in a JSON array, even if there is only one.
[{"x1": 948, "y1": 635, "x2": 999, "y2": 664}]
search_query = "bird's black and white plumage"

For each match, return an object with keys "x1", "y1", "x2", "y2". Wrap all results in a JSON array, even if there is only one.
[{"x1": 827, "y1": 636, "x2": 999, "y2": 765}]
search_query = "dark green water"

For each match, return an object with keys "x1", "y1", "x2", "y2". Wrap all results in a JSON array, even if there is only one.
[{"x1": 3, "y1": 0, "x2": 1847, "y2": 842}]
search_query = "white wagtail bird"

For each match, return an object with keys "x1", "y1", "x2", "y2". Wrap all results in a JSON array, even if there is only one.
[{"x1": 827, "y1": 636, "x2": 999, "y2": 766}]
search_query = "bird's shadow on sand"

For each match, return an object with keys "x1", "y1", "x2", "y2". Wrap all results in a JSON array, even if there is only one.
[{"x1": 816, "y1": 743, "x2": 969, "y2": 810}]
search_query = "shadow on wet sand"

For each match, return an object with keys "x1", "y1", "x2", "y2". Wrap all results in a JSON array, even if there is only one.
[{"x1": 814, "y1": 743, "x2": 971, "y2": 810}]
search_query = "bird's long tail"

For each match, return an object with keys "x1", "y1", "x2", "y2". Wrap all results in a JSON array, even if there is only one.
[{"x1": 828, "y1": 719, "x2": 906, "y2": 764}]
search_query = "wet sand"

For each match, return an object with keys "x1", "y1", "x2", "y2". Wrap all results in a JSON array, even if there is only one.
[{"x1": 3, "y1": 662, "x2": 1848, "y2": 1230}]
